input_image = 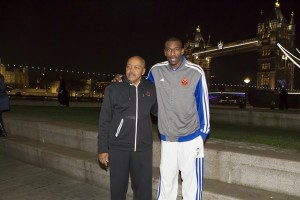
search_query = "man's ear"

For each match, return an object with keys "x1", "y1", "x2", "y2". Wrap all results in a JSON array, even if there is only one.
[{"x1": 181, "y1": 48, "x2": 184, "y2": 55}]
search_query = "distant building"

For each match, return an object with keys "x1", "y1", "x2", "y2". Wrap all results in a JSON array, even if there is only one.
[
  {"x1": 184, "y1": 0, "x2": 296, "y2": 90},
  {"x1": 0, "y1": 63, "x2": 29, "y2": 89}
]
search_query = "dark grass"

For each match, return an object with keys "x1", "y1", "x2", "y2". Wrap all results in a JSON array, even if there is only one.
[
  {"x1": 8, "y1": 105, "x2": 100, "y2": 125},
  {"x1": 211, "y1": 122, "x2": 300, "y2": 150},
  {"x1": 6, "y1": 105, "x2": 300, "y2": 150}
]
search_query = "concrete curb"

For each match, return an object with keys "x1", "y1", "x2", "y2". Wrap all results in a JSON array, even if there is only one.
[
  {"x1": 1, "y1": 116, "x2": 300, "y2": 198},
  {"x1": 1, "y1": 136, "x2": 299, "y2": 200}
]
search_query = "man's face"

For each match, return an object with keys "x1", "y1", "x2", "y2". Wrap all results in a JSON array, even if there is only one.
[
  {"x1": 126, "y1": 57, "x2": 145, "y2": 85},
  {"x1": 164, "y1": 41, "x2": 184, "y2": 68}
]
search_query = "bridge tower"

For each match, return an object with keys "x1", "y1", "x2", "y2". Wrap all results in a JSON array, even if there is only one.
[
  {"x1": 184, "y1": 26, "x2": 212, "y2": 85},
  {"x1": 257, "y1": 0, "x2": 296, "y2": 90},
  {"x1": 184, "y1": 0, "x2": 296, "y2": 90}
]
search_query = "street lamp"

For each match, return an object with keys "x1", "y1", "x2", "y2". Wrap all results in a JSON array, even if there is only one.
[
  {"x1": 243, "y1": 77, "x2": 251, "y2": 108},
  {"x1": 244, "y1": 77, "x2": 250, "y2": 84}
]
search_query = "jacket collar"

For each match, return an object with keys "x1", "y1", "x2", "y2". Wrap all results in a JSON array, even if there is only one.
[{"x1": 122, "y1": 75, "x2": 146, "y2": 86}]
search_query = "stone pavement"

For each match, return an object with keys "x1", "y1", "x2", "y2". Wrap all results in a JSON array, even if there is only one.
[
  {"x1": 0, "y1": 154, "x2": 134, "y2": 200},
  {"x1": 1, "y1": 136, "x2": 300, "y2": 200},
  {"x1": 0, "y1": 154, "x2": 109, "y2": 200}
]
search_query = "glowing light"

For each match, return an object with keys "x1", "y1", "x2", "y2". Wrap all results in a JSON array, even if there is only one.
[
  {"x1": 0, "y1": 62, "x2": 140, "y2": 78},
  {"x1": 192, "y1": 40, "x2": 258, "y2": 56},
  {"x1": 278, "y1": 44, "x2": 300, "y2": 62},
  {"x1": 277, "y1": 43, "x2": 300, "y2": 68},
  {"x1": 244, "y1": 77, "x2": 250, "y2": 84}
]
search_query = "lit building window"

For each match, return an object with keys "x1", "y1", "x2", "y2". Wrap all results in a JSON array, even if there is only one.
[
  {"x1": 261, "y1": 73, "x2": 270, "y2": 86},
  {"x1": 262, "y1": 63, "x2": 271, "y2": 70}
]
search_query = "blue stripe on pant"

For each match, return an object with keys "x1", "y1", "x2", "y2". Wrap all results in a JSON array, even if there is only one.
[{"x1": 196, "y1": 157, "x2": 204, "y2": 200}]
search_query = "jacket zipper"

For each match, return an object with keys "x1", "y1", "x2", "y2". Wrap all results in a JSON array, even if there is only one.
[
  {"x1": 134, "y1": 85, "x2": 138, "y2": 152},
  {"x1": 115, "y1": 118, "x2": 124, "y2": 137}
]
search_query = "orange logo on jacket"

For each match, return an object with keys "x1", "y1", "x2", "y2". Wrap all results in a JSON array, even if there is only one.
[{"x1": 181, "y1": 78, "x2": 189, "y2": 87}]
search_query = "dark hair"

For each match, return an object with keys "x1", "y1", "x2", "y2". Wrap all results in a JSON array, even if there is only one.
[
  {"x1": 165, "y1": 37, "x2": 183, "y2": 49},
  {"x1": 128, "y1": 56, "x2": 146, "y2": 68}
]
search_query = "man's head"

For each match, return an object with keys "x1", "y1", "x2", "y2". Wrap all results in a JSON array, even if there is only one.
[
  {"x1": 164, "y1": 37, "x2": 184, "y2": 68},
  {"x1": 125, "y1": 56, "x2": 146, "y2": 86}
]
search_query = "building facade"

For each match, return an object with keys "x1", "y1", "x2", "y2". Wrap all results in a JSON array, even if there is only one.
[{"x1": 0, "y1": 64, "x2": 29, "y2": 89}]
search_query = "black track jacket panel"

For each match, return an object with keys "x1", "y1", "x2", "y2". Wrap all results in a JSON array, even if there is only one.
[{"x1": 98, "y1": 78, "x2": 157, "y2": 153}]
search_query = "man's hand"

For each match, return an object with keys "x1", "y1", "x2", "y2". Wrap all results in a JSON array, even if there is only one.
[
  {"x1": 112, "y1": 74, "x2": 123, "y2": 82},
  {"x1": 203, "y1": 134, "x2": 210, "y2": 146},
  {"x1": 98, "y1": 153, "x2": 109, "y2": 167}
]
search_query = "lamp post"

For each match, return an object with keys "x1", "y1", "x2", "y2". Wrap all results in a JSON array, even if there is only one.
[
  {"x1": 243, "y1": 77, "x2": 251, "y2": 108},
  {"x1": 282, "y1": 54, "x2": 288, "y2": 69},
  {"x1": 282, "y1": 54, "x2": 289, "y2": 89}
]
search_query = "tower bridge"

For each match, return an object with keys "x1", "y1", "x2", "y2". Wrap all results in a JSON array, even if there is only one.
[
  {"x1": 184, "y1": 0, "x2": 296, "y2": 90},
  {"x1": 192, "y1": 38, "x2": 259, "y2": 58}
]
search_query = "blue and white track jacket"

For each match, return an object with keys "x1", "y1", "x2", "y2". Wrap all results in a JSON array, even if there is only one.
[{"x1": 147, "y1": 57, "x2": 210, "y2": 142}]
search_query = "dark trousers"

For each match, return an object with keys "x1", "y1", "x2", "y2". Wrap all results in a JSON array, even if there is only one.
[
  {"x1": 109, "y1": 149, "x2": 152, "y2": 200},
  {"x1": 0, "y1": 111, "x2": 6, "y2": 136}
]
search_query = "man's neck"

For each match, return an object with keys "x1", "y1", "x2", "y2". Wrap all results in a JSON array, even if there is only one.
[
  {"x1": 170, "y1": 58, "x2": 183, "y2": 71},
  {"x1": 131, "y1": 80, "x2": 141, "y2": 86}
]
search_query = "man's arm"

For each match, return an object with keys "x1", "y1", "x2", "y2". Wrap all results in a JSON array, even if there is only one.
[
  {"x1": 151, "y1": 96, "x2": 158, "y2": 117},
  {"x1": 0, "y1": 80, "x2": 6, "y2": 93},
  {"x1": 147, "y1": 70, "x2": 155, "y2": 83},
  {"x1": 195, "y1": 73, "x2": 210, "y2": 142},
  {"x1": 98, "y1": 86, "x2": 113, "y2": 166},
  {"x1": 112, "y1": 74, "x2": 123, "y2": 82}
]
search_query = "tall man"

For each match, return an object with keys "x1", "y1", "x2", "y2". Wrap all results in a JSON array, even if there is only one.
[
  {"x1": 98, "y1": 56, "x2": 157, "y2": 200},
  {"x1": 147, "y1": 37, "x2": 210, "y2": 200}
]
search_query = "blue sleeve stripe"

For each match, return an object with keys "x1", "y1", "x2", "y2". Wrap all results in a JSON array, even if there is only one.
[
  {"x1": 147, "y1": 71, "x2": 154, "y2": 83},
  {"x1": 195, "y1": 74, "x2": 210, "y2": 135}
]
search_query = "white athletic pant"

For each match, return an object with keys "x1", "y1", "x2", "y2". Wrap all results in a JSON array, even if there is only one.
[{"x1": 157, "y1": 136, "x2": 204, "y2": 200}]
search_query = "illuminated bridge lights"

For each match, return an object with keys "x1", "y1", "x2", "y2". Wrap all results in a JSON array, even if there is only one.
[
  {"x1": 209, "y1": 83, "x2": 300, "y2": 93},
  {"x1": 277, "y1": 43, "x2": 300, "y2": 68},
  {"x1": 192, "y1": 40, "x2": 259, "y2": 56}
]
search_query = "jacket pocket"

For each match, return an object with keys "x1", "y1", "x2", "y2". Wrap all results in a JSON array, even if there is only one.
[{"x1": 115, "y1": 118, "x2": 124, "y2": 137}]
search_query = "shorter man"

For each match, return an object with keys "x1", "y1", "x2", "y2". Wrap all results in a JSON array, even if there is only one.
[{"x1": 98, "y1": 56, "x2": 157, "y2": 200}]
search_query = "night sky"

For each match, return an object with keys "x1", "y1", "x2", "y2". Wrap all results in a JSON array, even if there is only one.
[{"x1": 0, "y1": 0, "x2": 299, "y2": 86}]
